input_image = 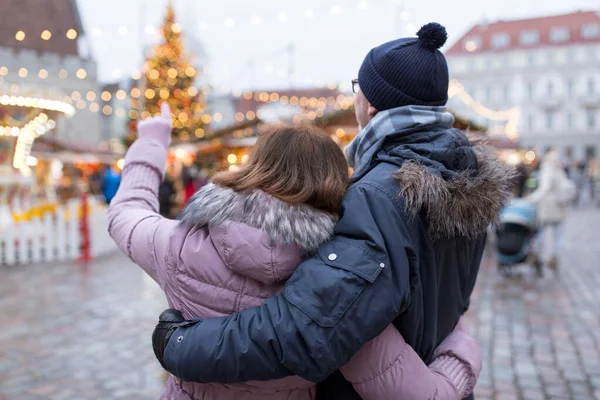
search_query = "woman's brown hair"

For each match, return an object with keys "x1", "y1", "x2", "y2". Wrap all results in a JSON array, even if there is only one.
[{"x1": 212, "y1": 124, "x2": 349, "y2": 214}]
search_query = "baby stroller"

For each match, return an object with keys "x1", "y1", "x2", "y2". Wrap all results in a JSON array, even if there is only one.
[{"x1": 495, "y1": 199, "x2": 543, "y2": 277}]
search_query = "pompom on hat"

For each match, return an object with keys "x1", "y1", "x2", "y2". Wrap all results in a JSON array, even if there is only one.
[{"x1": 358, "y1": 22, "x2": 450, "y2": 111}]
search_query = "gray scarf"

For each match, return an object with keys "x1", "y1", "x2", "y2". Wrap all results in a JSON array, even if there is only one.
[{"x1": 344, "y1": 105, "x2": 455, "y2": 178}]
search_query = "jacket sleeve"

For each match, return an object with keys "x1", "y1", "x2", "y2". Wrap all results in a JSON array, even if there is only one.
[
  {"x1": 107, "y1": 138, "x2": 176, "y2": 287},
  {"x1": 340, "y1": 317, "x2": 481, "y2": 400},
  {"x1": 163, "y1": 183, "x2": 413, "y2": 383}
]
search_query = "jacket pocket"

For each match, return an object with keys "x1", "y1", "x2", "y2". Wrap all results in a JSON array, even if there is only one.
[{"x1": 284, "y1": 238, "x2": 386, "y2": 328}]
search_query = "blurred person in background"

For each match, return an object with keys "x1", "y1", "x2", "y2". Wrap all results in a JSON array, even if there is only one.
[
  {"x1": 527, "y1": 150, "x2": 575, "y2": 271},
  {"x1": 158, "y1": 174, "x2": 176, "y2": 218},
  {"x1": 513, "y1": 162, "x2": 529, "y2": 198},
  {"x1": 524, "y1": 161, "x2": 541, "y2": 196},
  {"x1": 101, "y1": 164, "x2": 121, "y2": 205},
  {"x1": 196, "y1": 167, "x2": 210, "y2": 189},
  {"x1": 586, "y1": 157, "x2": 598, "y2": 202},
  {"x1": 181, "y1": 166, "x2": 198, "y2": 206},
  {"x1": 89, "y1": 166, "x2": 104, "y2": 196},
  {"x1": 592, "y1": 160, "x2": 600, "y2": 205},
  {"x1": 573, "y1": 159, "x2": 587, "y2": 206}
]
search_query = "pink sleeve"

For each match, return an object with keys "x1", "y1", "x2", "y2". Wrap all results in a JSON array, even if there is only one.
[
  {"x1": 107, "y1": 138, "x2": 176, "y2": 287},
  {"x1": 340, "y1": 318, "x2": 481, "y2": 400}
]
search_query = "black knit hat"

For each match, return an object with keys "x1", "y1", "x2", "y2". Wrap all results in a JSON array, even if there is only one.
[{"x1": 358, "y1": 22, "x2": 449, "y2": 111}]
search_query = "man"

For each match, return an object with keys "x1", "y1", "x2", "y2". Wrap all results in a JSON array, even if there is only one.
[
  {"x1": 152, "y1": 23, "x2": 513, "y2": 398},
  {"x1": 158, "y1": 175, "x2": 176, "y2": 218}
]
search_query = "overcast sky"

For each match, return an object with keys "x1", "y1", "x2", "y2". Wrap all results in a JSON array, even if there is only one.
[{"x1": 78, "y1": 0, "x2": 599, "y2": 91}]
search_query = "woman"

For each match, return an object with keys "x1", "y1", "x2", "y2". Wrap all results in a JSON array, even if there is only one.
[
  {"x1": 181, "y1": 166, "x2": 197, "y2": 207},
  {"x1": 108, "y1": 104, "x2": 481, "y2": 399},
  {"x1": 528, "y1": 150, "x2": 575, "y2": 270}
]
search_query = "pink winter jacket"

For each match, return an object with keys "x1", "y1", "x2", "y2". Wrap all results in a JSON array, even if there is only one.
[{"x1": 108, "y1": 136, "x2": 481, "y2": 400}]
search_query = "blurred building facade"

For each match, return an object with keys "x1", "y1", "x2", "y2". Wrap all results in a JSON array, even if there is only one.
[
  {"x1": 0, "y1": 0, "x2": 102, "y2": 146},
  {"x1": 446, "y1": 11, "x2": 600, "y2": 162}
]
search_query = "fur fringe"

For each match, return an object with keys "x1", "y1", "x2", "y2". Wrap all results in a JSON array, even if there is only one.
[
  {"x1": 394, "y1": 142, "x2": 515, "y2": 238},
  {"x1": 179, "y1": 184, "x2": 337, "y2": 254}
]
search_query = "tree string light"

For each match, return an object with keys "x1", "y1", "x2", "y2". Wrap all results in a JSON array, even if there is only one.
[{"x1": 448, "y1": 79, "x2": 520, "y2": 140}]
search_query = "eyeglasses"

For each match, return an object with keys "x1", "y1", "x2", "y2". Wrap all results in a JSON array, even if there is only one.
[{"x1": 351, "y1": 79, "x2": 359, "y2": 94}]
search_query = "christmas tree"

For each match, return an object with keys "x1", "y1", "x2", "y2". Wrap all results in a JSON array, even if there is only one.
[{"x1": 125, "y1": 1, "x2": 205, "y2": 146}]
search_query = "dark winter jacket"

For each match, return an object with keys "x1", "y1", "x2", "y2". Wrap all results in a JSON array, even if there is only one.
[{"x1": 159, "y1": 126, "x2": 513, "y2": 398}]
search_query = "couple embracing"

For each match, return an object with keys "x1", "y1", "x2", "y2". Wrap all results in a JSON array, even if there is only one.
[{"x1": 108, "y1": 22, "x2": 513, "y2": 399}]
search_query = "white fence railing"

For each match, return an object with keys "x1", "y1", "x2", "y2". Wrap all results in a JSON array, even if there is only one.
[{"x1": 0, "y1": 196, "x2": 117, "y2": 266}]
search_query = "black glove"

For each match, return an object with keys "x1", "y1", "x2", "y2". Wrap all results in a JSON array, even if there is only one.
[{"x1": 152, "y1": 309, "x2": 185, "y2": 370}]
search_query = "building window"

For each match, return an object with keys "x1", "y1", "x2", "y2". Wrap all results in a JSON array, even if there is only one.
[
  {"x1": 520, "y1": 30, "x2": 540, "y2": 45},
  {"x1": 527, "y1": 81, "x2": 534, "y2": 100},
  {"x1": 588, "y1": 77, "x2": 596, "y2": 95},
  {"x1": 526, "y1": 52, "x2": 535, "y2": 66},
  {"x1": 581, "y1": 23, "x2": 600, "y2": 39},
  {"x1": 491, "y1": 32, "x2": 510, "y2": 49},
  {"x1": 475, "y1": 56, "x2": 485, "y2": 71},
  {"x1": 503, "y1": 84, "x2": 510, "y2": 103},
  {"x1": 466, "y1": 57, "x2": 475, "y2": 72},
  {"x1": 567, "y1": 112, "x2": 574, "y2": 129},
  {"x1": 566, "y1": 48, "x2": 576, "y2": 64},
  {"x1": 587, "y1": 110, "x2": 596, "y2": 128},
  {"x1": 485, "y1": 56, "x2": 493, "y2": 70},
  {"x1": 527, "y1": 114, "x2": 534, "y2": 131},
  {"x1": 547, "y1": 82, "x2": 554, "y2": 96},
  {"x1": 546, "y1": 110, "x2": 555, "y2": 130},
  {"x1": 464, "y1": 37, "x2": 481, "y2": 52},
  {"x1": 550, "y1": 26, "x2": 570, "y2": 42},
  {"x1": 547, "y1": 51, "x2": 554, "y2": 65},
  {"x1": 567, "y1": 79, "x2": 575, "y2": 99}
]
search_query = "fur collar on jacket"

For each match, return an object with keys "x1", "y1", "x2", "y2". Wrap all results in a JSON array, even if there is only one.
[
  {"x1": 179, "y1": 184, "x2": 337, "y2": 254},
  {"x1": 394, "y1": 140, "x2": 515, "y2": 239}
]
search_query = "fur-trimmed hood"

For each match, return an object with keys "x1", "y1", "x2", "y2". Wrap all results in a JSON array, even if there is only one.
[
  {"x1": 179, "y1": 184, "x2": 337, "y2": 254},
  {"x1": 393, "y1": 138, "x2": 515, "y2": 238},
  {"x1": 345, "y1": 105, "x2": 514, "y2": 239}
]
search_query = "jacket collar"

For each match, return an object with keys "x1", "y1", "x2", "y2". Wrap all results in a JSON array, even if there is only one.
[
  {"x1": 179, "y1": 184, "x2": 337, "y2": 254},
  {"x1": 345, "y1": 105, "x2": 455, "y2": 181}
]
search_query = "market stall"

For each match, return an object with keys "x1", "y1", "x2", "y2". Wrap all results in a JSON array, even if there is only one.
[{"x1": 0, "y1": 87, "x2": 76, "y2": 228}]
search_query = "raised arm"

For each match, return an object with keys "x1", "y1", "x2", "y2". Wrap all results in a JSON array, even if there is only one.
[
  {"x1": 107, "y1": 103, "x2": 177, "y2": 284},
  {"x1": 154, "y1": 183, "x2": 413, "y2": 383},
  {"x1": 341, "y1": 318, "x2": 481, "y2": 400}
]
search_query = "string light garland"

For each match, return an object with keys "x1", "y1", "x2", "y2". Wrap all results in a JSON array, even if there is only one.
[
  {"x1": 0, "y1": 94, "x2": 75, "y2": 117},
  {"x1": 6, "y1": 0, "x2": 373, "y2": 44},
  {"x1": 0, "y1": 61, "x2": 347, "y2": 107},
  {"x1": 0, "y1": 91, "x2": 75, "y2": 171},
  {"x1": 1, "y1": 18, "x2": 353, "y2": 130},
  {"x1": 448, "y1": 79, "x2": 520, "y2": 140},
  {"x1": 11, "y1": 113, "x2": 57, "y2": 169}
]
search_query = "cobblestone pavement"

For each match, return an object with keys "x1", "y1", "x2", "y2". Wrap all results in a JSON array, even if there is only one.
[
  {"x1": 1, "y1": 208, "x2": 599, "y2": 399},
  {"x1": 465, "y1": 207, "x2": 600, "y2": 400},
  {"x1": 0, "y1": 252, "x2": 168, "y2": 399}
]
